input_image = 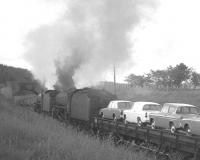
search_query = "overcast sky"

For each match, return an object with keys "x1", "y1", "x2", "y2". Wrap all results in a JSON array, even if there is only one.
[{"x1": 0, "y1": 0, "x2": 200, "y2": 83}]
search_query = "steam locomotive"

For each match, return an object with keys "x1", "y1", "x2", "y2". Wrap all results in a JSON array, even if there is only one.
[{"x1": 34, "y1": 87, "x2": 117, "y2": 123}]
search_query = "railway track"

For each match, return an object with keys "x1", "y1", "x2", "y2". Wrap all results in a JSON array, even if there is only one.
[{"x1": 93, "y1": 117, "x2": 200, "y2": 160}]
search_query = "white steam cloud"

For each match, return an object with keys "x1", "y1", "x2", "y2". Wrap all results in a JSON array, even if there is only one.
[{"x1": 24, "y1": 0, "x2": 157, "y2": 89}]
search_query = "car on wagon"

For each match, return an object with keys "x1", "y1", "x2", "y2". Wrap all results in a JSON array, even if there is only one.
[
  {"x1": 99, "y1": 100, "x2": 134, "y2": 121},
  {"x1": 178, "y1": 114, "x2": 200, "y2": 136},
  {"x1": 123, "y1": 102, "x2": 161, "y2": 126},
  {"x1": 149, "y1": 103, "x2": 199, "y2": 133}
]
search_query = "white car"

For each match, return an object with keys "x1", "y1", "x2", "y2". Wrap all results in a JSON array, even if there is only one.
[
  {"x1": 99, "y1": 100, "x2": 134, "y2": 121},
  {"x1": 123, "y1": 102, "x2": 161, "y2": 126}
]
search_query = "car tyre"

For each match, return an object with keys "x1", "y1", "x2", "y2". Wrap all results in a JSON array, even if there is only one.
[
  {"x1": 151, "y1": 119, "x2": 156, "y2": 129},
  {"x1": 123, "y1": 114, "x2": 127, "y2": 124},
  {"x1": 170, "y1": 123, "x2": 176, "y2": 133},
  {"x1": 137, "y1": 117, "x2": 142, "y2": 127},
  {"x1": 113, "y1": 114, "x2": 117, "y2": 122},
  {"x1": 184, "y1": 124, "x2": 191, "y2": 135},
  {"x1": 100, "y1": 112, "x2": 104, "y2": 119}
]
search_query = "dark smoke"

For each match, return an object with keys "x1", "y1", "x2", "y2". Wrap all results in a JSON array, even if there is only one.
[
  {"x1": 24, "y1": 0, "x2": 157, "y2": 89},
  {"x1": 55, "y1": 51, "x2": 84, "y2": 89}
]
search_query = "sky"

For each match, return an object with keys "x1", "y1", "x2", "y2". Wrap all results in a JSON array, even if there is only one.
[
  {"x1": 0, "y1": 0, "x2": 200, "y2": 84},
  {"x1": 0, "y1": 0, "x2": 65, "y2": 68}
]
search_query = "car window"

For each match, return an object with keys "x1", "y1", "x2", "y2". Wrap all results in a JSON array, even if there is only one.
[
  {"x1": 176, "y1": 107, "x2": 181, "y2": 114},
  {"x1": 177, "y1": 106, "x2": 199, "y2": 114},
  {"x1": 190, "y1": 107, "x2": 199, "y2": 114},
  {"x1": 168, "y1": 106, "x2": 176, "y2": 114},
  {"x1": 117, "y1": 102, "x2": 133, "y2": 110},
  {"x1": 143, "y1": 104, "x2": 161, "y2": 111},
  {"x1": 108, "y1": 102, "x2": 113, "y2": 108},
  {"x1": 114, "y1": 102, "x2": 118, "y2": 108},
  {"x1": 181, "y1": 107, "x2": 190, "y2": 114},
  {"x1": 162, "y1": 105, "x2": 169, "y2": 113}
]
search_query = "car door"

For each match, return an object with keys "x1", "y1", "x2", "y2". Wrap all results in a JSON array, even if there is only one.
[
  {"x1": 108, "y1": 101, "x2": 116, "y2": 118},
  {"x1": 103, "y1": 101, "x2": 113, "y2": 119},
  {"x1": 177, "y1": 106, "x2": 196, "y2": 125},
  {"x1": 136, "y1": 104, "x2": 144, "y2": 121},
  {"x1": 113, "y1": 102, "x2": 121, "y2": 119},
  {"x1": 180, "y1": 106, "x2": 194, "y2": 118},
  {"x1": 123, "y1": 103, "x2": 134, "y2": 122},
  {"x1": 164, "y1": 106, "x2": 178, "y2": 127},
  {"x1": 174, "y1": 106, "x2": 190, "y2": 127},
  {"x1": 128, "y1": 102, "x2": 139, "y2": 123},
  {"x1": 116, "y1": 101, "x2": 133, "y2": 119},
  {"x1": 154, "y1": 104, "x2": 169, "y2": 128}
]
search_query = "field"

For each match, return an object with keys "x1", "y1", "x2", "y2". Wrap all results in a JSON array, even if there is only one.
[
  {"x1": 0, "y1": 95, "x2": 153, "y2": 160},
  {"x1": 115, "y1": 87, "x2": 200, "y2": 106}
]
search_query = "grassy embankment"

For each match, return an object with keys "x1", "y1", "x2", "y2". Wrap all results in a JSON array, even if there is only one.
[
  {"x1": 116, "y1": 87, "x2": 200, "y2": 106},
  {"x1": 0, "y1": 96, "x2": 152, "y2": 160}
]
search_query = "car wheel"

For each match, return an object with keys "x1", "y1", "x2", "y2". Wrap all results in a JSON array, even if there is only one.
[
  {"x1": 112, "y1": 114, "x2": 117, "y2": 122},
  {"x1": 137, "y1": 117, "x2": 142, "y2": 127},
  {"x1": 150, "y1": 119, "x2": 156, "y2": 129},
  {"x1": 100, "y1": 112, "x2": 104, "y2": 118},
  {"x1": 123, "y1": 115, "x2": 127, "y2": 124},
  {"x1": 184, "y1": 124, "x2": 191, "y2": 135},
  {"x1": 170, "y1": 123, "x2": 176, "y2": 133}
]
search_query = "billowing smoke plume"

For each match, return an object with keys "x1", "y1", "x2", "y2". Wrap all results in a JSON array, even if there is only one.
[{"x1": 24, "y1": 0, "x2": 156, "y2": 89}]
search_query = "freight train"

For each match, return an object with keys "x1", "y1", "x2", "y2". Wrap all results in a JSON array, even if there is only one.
[{"x1": 33, "y1": 88, "x2": 200, "y2": 160}]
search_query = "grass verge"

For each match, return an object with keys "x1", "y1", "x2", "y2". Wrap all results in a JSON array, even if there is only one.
[{"x1": 0, "y1": 96, "x2": 152, "y2": 160}]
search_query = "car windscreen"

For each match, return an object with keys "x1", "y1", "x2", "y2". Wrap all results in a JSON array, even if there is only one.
[
  {"x1": 143, "y1": 104, "x2": 161, "y2": 111},
  {"x1": 118, "y1": 102, "x2": 133, "y2": 110}
]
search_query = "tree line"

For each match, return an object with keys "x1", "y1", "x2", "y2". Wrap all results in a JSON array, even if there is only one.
[
  {"x1": 0, "y1": 64, "x2": 42, "y2": 93},
  {"x1": 125, "y1": 63, "x2": 200, "y2": 89}
]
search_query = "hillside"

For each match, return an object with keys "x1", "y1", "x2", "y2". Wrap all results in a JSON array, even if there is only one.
[
  {"x1": 0, "y1": 64, "x2": 34, "y2": 83},
  {"x1": 0, "y1": 64, "x2": 42, "y2": 96},
  {"x1": 0, "y1": 96, "x2": 153, "y2": 160}
]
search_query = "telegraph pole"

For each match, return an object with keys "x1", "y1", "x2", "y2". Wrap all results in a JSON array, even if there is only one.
[{"x1": 114, "y1": 64, "x2": 117, "y2": 95}]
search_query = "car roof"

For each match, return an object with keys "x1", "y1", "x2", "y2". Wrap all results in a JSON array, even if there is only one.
[
  {"x1": 134, "y1": 102, "x2": 160, "y2": 105},
  {"x1": 164, "y1": 103, "x2": 196, "y2": 107},
  {"x1": 111, "y1": 100, "x2": 132, "y2": 103}
]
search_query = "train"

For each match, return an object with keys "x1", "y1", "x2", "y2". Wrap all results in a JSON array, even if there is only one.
[{"x1": 33, "y1": 87, "x2": 200, "y2": 160}]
